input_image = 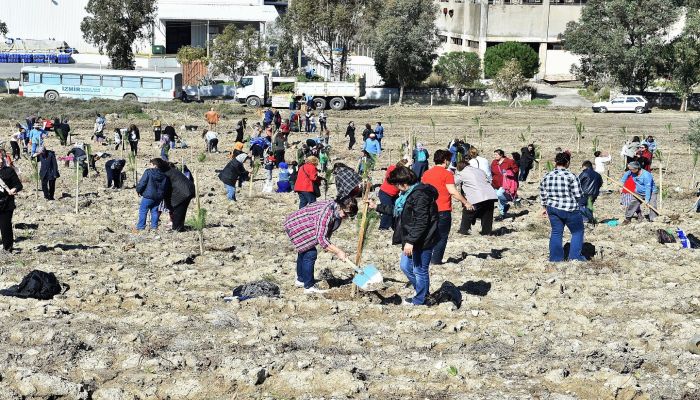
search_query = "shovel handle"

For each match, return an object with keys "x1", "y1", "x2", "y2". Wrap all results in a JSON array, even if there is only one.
[
  {"x1": 342, "y1": 258, "x2": 363, "y2": 273},
  {"x1": 604, "y1": 174, "x2": 662, "y2": 216}
]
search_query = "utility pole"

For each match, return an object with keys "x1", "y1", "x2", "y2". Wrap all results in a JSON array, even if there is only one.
[{"x1": 206, "y1": 20, "x2": 210, "y2": 58}]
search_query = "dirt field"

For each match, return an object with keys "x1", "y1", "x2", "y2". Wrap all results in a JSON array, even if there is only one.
[{"x1": 1, "y1": 103, "x2": 699, "y2": 399}]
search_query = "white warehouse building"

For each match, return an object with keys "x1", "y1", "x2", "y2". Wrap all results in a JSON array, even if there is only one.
[{"x1": 1, "y1": 0, "x2": 279, "y2": 55}]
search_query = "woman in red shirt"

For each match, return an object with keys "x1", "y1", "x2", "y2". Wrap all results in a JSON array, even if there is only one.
[
  {"x1": 294, "y1": 156, "x2": 320, "y2": 209},
  {"x1": 378, "y1": 159, "x2": 408, "y2": 230}
]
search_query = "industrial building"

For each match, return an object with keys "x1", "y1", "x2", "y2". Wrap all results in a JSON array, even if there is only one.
[
  {"x1": 435, "y1": 0, "x2": 586, "y2": 81},
  {"x1": 1, "y1": 0, "x2": 280, "y2": 55}
]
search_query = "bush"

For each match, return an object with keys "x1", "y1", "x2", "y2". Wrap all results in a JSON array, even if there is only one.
[
  {"x1": 435, "y1": 51, "x2": 481, "y2": 88},
  {"x1": 484, "y1": 42, "x2": 539, "y2": 78},
  {"x1": 176, "y1": 45, "x2": 208, "y2": 65},
  {"x1": 688, "y1": 118, "x2": 700, "y2": 151}
]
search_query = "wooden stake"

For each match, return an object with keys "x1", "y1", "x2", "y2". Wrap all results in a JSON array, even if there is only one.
[
  {"x1": 352, "y1": 182, "x2": 372, "y2": 298},
  {"x1": 75, "y1": 160, "x2": 79, "y2": 214},
  {"x1": 659, "y1": 162, "x2": 664, "y2": 211},
  {"x1": 604, "y1": 174, "x2": 661, "y2": 216}
]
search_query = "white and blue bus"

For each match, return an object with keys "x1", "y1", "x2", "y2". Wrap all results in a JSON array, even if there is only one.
[{"x1": 19, "y1": 66, "x2": 183, "y2": 102}]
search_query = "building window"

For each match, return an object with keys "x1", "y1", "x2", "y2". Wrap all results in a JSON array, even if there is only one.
[
  {"x1": 468, "y1": 40, "x2": 479, "y2": 49},
  {"x1": 438, "y1": 35, "x2": 448, "y2": 44},
  {"x1": 451, "y1": 37, "x2": 463, "y2": 45},
  {"x1": 547, "y1": 43, "x2": 564, "y2": 50},
  {"x1": 552, "y1": 0, "x2": 587, "y2": 4}
]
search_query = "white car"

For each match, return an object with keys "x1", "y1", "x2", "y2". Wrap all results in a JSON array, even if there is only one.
[{"x1": 592, "y1": 95, "x2": 650, "y2": 114}]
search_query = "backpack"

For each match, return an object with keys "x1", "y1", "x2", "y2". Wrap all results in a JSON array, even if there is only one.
[
  {"x1": 416, "y1": 149, "x2": 427, "y2": 163},
  {"x1": 0, "y1": 270, "x2": 62, "y2": 300}
]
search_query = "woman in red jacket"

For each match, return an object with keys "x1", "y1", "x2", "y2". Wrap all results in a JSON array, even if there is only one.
[
  {"x1": 294, "y1": 156, "x2": 320, "y2": 209},
  {"x1": 378, "y1": 159, "x2": 408, "y2": 230},
  {"x1": 490, "y1": 149, "x2": 519, "y2": 216}
]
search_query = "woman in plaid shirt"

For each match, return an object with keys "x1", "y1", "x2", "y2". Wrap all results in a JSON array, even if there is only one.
[
  {"x1": 284, "y1": 197, "x2": 358, "y2": 293},
  {"x1": 539, "y1": 152, "x2": 586, "y2": 262}
]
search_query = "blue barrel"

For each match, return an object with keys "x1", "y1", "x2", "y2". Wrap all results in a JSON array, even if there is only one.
[
  {"x1": 21, "y1": 53, "x2": 33, "y2": 63},
  {"x1": 33, "y1": 54, "x2": 45, "y2": 63},
  {"x1": 0, "y1": 53, "x2": 7, "y2": 63},
  {"x1": 47, "y1": 54, "x2": 58, "y2": 63}
]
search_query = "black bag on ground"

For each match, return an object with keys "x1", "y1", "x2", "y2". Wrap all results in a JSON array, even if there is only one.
[
  {"x1": 231, "y1": 281, "x2": 280, "y2": 300},
  {"x1": 425, "y1": 281, "x2": 462, "y2": 309},
  {"x1": 0, "y1": 270, "x2": 62, "y2": 300}
]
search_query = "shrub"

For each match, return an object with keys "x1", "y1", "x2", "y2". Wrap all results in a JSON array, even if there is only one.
[
  {"x1": 176, "y1": 45, "x2": 208, "y2": 65},
  {"x1": 435, "y1": 51, "x2": 481, "y2": 88},
  {"x1": 484, "y1": 42, "x2": 539, "y2": 78}
]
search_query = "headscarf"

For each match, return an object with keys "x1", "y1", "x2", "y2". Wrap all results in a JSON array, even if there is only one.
[
  {"x1": 393, "y1": 184, "x2": 419, "y2": 217},
  {"x1": 416, "y1": 142, "x2": 424, "y2": 151},
  {"x1": 235, "y1": 153, "x2": 249, "y2": 164}
]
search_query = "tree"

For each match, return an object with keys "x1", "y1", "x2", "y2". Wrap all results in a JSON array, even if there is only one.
[
  {"x1": 563, "y1": 0, "x2": 680, "y2": 92},
  {"x1": 286, "y1": 0, "x2": 380, "y2": 80},
  {"x1": 493, "y1": 59, "x2": 528, "y2": 107},
  {"x1": 435, "y1": 52, "x2": 481, "y2": 89},
  {"x1": 484, "y1": 42, "x2": 539, "y2": 78},
  {"x1": 665, "y1": 8, "x2": 700, "y2": 111},
  {"x1": 81, "y1": 0, "x2": 157, "y2": 70},
  {"x1": 0, "y1": 20, "x2": 7, "y2": 36},
  {"x1": 266, "y1": 15, "x2": 300, "y2": 75},
  {"x1": 176, "y1": 46, "x2": 208, "y2": 65},
  {"x1": 210, "y1": 25, "x2": 268, "y2": 79},
  {"x1": 371, "y1": 0, "x2": 440, "y2": 104}
]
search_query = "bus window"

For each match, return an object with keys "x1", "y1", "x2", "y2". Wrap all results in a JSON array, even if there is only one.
[
  {"x1": 29, "y1": 73, "x2": 41, "y2": 84},
  {"x1": 122, "y1": 77, "x2": 141, "y2": 88},
  {"x1": 143, "y1": 78, "x2": 161, "y2": 89},
  {"x1": 21, "y1": 73, "x2": 29, "y2": 83},
  {"x1": 102, "y1": 76, "x2": 121, "y2": 87},
  {"x1": 162, "y1": 79, "x2": 172, "y2": 90},
  {"x1": 83, "y1": 75, "x2": 100, "y2": 86},
  {"x1": 43, "y1": 74, "x2": 61, "y2": 85},
  {"x1": 62, "y1": 74, "x2": 81, "y2": 86}
]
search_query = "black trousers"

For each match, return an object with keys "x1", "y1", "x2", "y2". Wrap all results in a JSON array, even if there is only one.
[
  {"x1": 172, "y1": 198, "x2": 191, "y2": 232},
  {"x1": 129, "y1": 141, "x2": 138, "y2": 156},
  {"x1": 41, "y1": 178, "x2": 56, "y2": 200},
  {"x1": 10, "y1": 141, "x2": 21, "y2": 160},
  {"x1": 274, "y1": 150, "x2": 285, "y2": 165},
  {"x1": 348, "y1": 135, "x2": 356, "y2": 150},
  {"x1": 459, "y1": 199, "x2": 495, "y2": 235},
  {"x1": 0, "y1": 209, "x2": 14, "y2": 251}
]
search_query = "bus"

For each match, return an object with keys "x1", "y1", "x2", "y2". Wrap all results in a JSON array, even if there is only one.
[{"x1": 19, "y1": 66, "x2": 183, "y2": 103}]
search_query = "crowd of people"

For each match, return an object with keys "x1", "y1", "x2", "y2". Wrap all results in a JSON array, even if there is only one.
[{"x1": 0, "y1": 106, "x2": 681, "y2": 310}]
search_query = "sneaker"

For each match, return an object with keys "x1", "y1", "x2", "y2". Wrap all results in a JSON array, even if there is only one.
[
  {"x1": 402, "y1": 297, "x2": 414, "y2": 305},
  {"x1": 294, "y1": 280, "x2": 304, "y2": 287},
  {"x1": 304, "y1": 285, "x2": 328, "y2": 294},
  {"x1": 621, "y1": 219, "x2": 631, "y2": 226}
]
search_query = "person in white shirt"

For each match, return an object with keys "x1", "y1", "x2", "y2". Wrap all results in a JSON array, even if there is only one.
[
  {"x1": 203, "y1": 129, "x2": 219, "y2": 153},
  {"x1": 594, "y1": 151, "x2": 612, "y2": 174},
  {"x1": 467, "y1": 147, "x2": 492, "y2": 182}
]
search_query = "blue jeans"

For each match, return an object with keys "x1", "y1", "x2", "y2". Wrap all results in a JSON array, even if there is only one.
[
  {"x1": 496, "y1": 187, "x2": 510, "y2": 215},
  {"x1": 298, "y1": 191, "x2": 316, "y2": 209},
  {"x1": 378, "y1": 190, "x2": 396, "y2": 229},
  {"x1": 137, "y1": 197, "x2": 161, "y2": 230},
  {"x1": 400, "y1": 247, "x2": 434, "y2": 305},
  {"x1": 296, "y1": 247, "x2": 318, "y2": 289},
  {"x1": 547, "y1": 206, "x2": 585, "y2": 262},
  {"x1": 224, "y1": 184, "x2": 236, "y2": 201},
  {"x1": 431, "y1": 211, "x2": 452, "y2": 264}
]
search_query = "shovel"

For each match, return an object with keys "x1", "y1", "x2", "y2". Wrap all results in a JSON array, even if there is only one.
[{"x1": 343, "y1": 259, "x2": 383, "y2": 291}]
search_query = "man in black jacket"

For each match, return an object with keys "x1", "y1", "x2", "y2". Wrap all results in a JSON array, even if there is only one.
[
  {"x1": 164, "y1": 164, "x2": 196, "y2": 231},
  {"x1": 38, "y1": 148, "x2": 60, "y2": 200},
  {"x1": 579, "y1": 160, "x2": 603, "y2": 222},
  {"x1": 218, "y1": 153, "x2": 249, "y2": 201},
  {"x1": 372, "y1": 166, "x2": 439, "y2": 306},
  {"x1": 0, "y1": 158, "x2": 23, "y2": 252}
]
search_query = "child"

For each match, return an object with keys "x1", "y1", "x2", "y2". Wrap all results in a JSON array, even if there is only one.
[
  {"x1": 113, "y1": 128, "x2": 123, "y2": 150},
  {"x1": 319, "y1": 146, "x2": 330, "y2": 173},
  {"x1": 277, "y1": 162, "x2": 292, "y2": 193},
  {"x1": 264, "y1": 150, "x2": 276, "y2": 181}
]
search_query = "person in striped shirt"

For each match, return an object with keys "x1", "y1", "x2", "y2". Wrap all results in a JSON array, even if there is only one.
[
  {"x1": 539, "y1": 152, "x2": 586, "y2": 262},
  {"x1": 284, "y1": 197, "x2": 358, "y2": 293}
]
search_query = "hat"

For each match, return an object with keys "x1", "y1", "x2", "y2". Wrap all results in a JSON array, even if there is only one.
[
  {"x1": 279, "y1": 162, "x2": 288, "y2": 169},
  {"x1": 628, "y1": 161, "x2": 641, "y2": 170}
]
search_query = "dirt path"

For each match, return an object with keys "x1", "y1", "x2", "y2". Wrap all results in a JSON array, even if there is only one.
[
  {"x1": 0, "y1": 105, "x2": 698, "y2": 399},
  {"x1": 532, "y1": 83, "x2": 593, "y2": 108}
]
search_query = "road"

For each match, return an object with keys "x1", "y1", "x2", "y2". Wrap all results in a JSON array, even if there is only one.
[{"x1": 531, "y1": 82, "x2": 592, "y2": 108}]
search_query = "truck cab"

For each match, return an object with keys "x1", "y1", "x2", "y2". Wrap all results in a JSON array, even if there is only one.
[{"x1": 235, "y1": 75, "x2": 268, "y2": 107}]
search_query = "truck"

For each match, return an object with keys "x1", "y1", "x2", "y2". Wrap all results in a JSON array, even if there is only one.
[{"x1": 234, "y1": 74, "x2": 366, "y2": 110}]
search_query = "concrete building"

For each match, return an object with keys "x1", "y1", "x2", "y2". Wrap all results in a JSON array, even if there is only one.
[
  {"x1": 435, "y1": 0, "x2": 586, "y2": 81},
  {"x1": 1, "y1": 0, "x2": 279, "y2": 55}
]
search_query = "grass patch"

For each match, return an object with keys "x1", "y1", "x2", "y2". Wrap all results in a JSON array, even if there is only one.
[
  {"x1": 578, "y1": 86, "x2": 610, "y2": 103},
  {"x1": 0, "y1": 96, "x2": 143, "y2": 120},
  {"x1": 0, "y1": 96, "x2": 246, "y2": 121},
  {"x1": 486, "y1": 98, "x2": 551, "y2": 107}
]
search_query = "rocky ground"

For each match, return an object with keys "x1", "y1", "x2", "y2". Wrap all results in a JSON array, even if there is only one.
[{"x1": 0, "y1": 104, "x2": 699, "y2": 399}]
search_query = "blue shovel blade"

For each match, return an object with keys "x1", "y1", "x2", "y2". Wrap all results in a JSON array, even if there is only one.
[{"x1": 352, "y1": 265, "x2": 382, "y2": 290}]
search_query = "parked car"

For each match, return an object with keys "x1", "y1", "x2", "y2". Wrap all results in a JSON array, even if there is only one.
[{"x1": 592, "y1": 95, "x2": 650, "y2": 114}]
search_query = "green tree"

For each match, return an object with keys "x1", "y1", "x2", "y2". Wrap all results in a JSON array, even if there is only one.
[
  {"x1": 81, "y1": 0, "x2": 157, "y2": 70},
  {"x1": 286, "y1": 0, "x2": 380, "y2": 80},
  {"x1": 266, "y1": 15, "x2": 300, "y2": 75},
  {"x1": 665, "y1": 9, "x2": 700, "y2": 111},
  {"x1": 563, "y1": 0, "x2": 680, "y2": 92},
  {"x1": 484, "y1": 42, "x2": 539, "y2": 78},
  {"x1": 435, "y1": 52, "x2": 481, "y2": 89},
  {"x1": 176, "y1": 46, "x2": 208, "y2": 65},
  {"x1": 371, "y1": 0, "x2": 439, "y2": 104},
  {"x1": 0, "y1": 20, "x2": 7, "y2": 36},
  {"x1": 493, "y1": 59, "x2": 528, "y2": 106},
  {"x1": 210, "y1": 25, "x2": 268, "y2": 79}
]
